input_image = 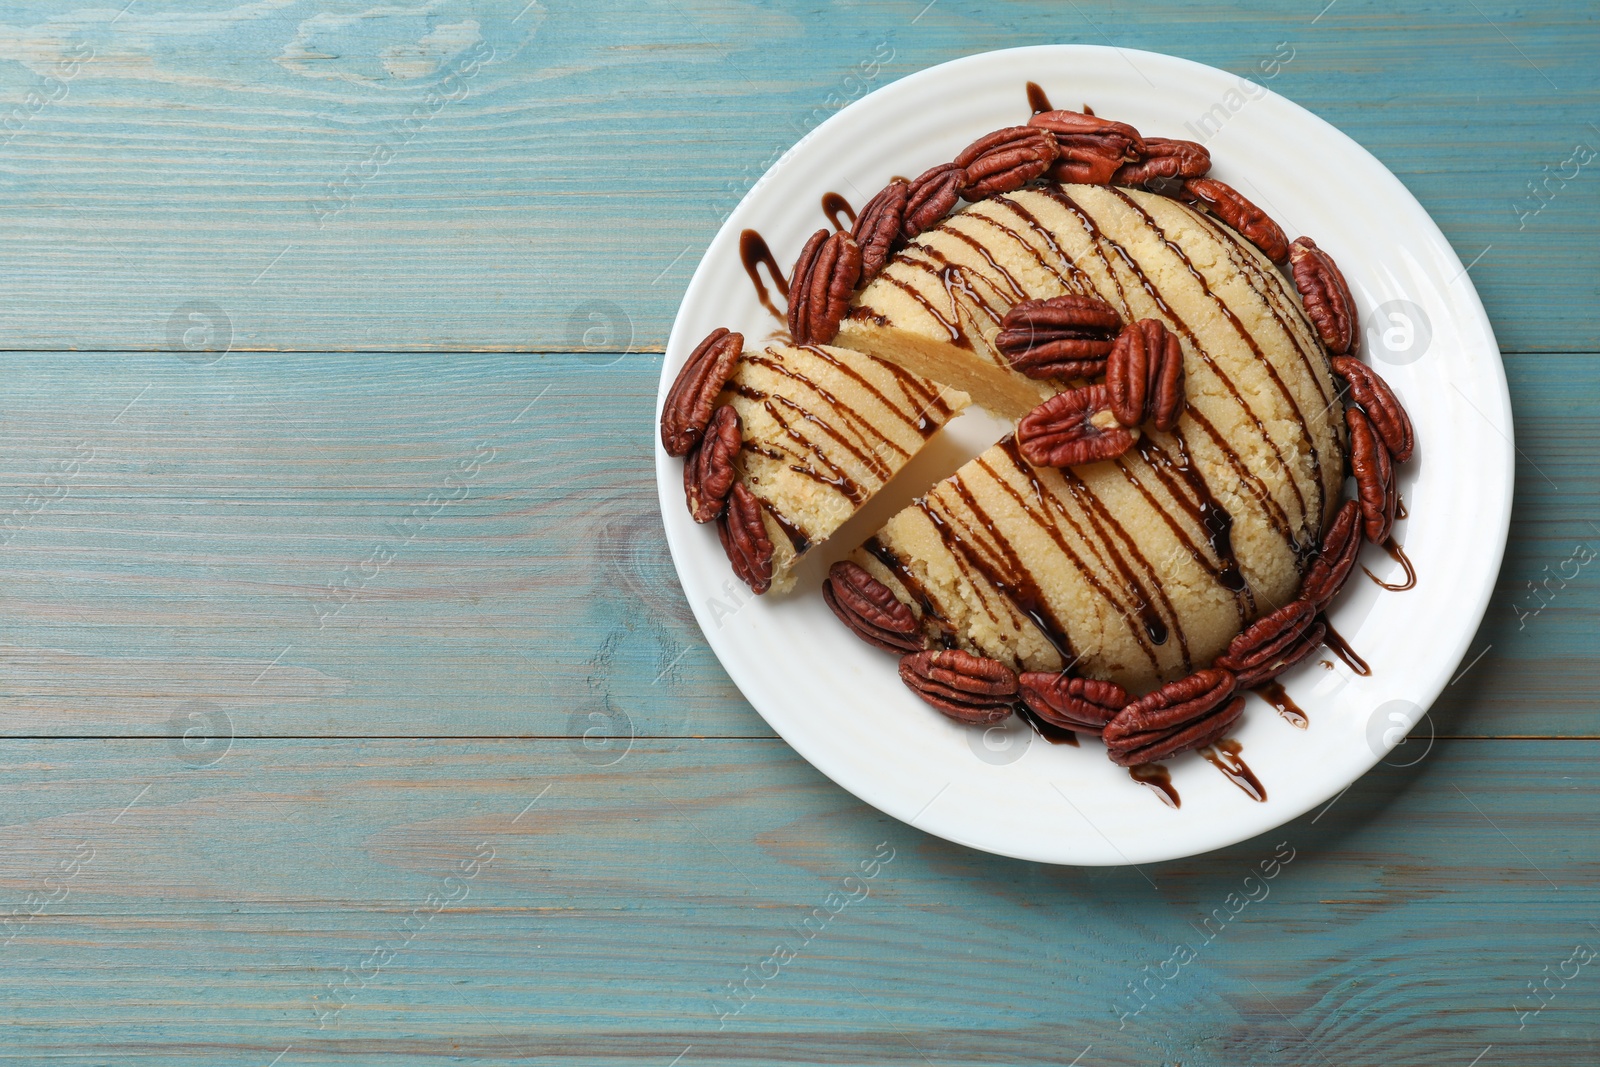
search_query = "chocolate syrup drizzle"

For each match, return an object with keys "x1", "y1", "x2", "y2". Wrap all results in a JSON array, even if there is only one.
[
  {"x1": 1201, "y1": 738, "x2": 1266, "y2": 801},
  {"x1": 863, "y1": 536, "x2": 959, "y2": 647},
  {"x1": 821, "y1": 191, "x2": 855, "y2": 231},
  {"x1": 1363, "y1": 537, "x2": 1417, "y2": 591},
  {"x1": 988, "y1": 194, "x2": 1095, "y2": 293},
  {"x1": 743, "y1": 353, "x2": 901, "y2": 478},
  {"x1": 986, "y1": 438, "x2": 1162, "y2": 673},
  {"x1": 939, "y1": 225, "x2": 1028, "y2": 303},
  {"x1": 873, "y1": 272, "x2": 966, "y2": 344},
  {"x1": 917, "y1": 479, "x2": 1079, "y2": 664},
  {"x1": 1126, "y1": 434, "x2": 1252, "y2": 622},
  {"x1": 1025, "y1": 81, "x2": 1052, "y2": 114},
  {"x1": 766, "y1": 508, "x2": 811, "y2": 554},
  {"x1": 1129, "y1": 763, "x2": 1179, "y2": 808},
  {"x1": 1320, "y1": 618, "x2": 1371, "y2": 676},
  {"x1": 1183, "y1": 205, "x2": 1337, "y2": 413},
  {"x1": 1016, "y1": 703, "x2": 1079, "y2": 745},
  {"x1": 1054, "y1": 463, "x2": 1189, "y2": 664},
  {"x1": 1254, "y1": 680, "x2": 1307, "y2": 729},
  {"x1": 738, "y1": 229, "x2": 788, "y2": 322}
]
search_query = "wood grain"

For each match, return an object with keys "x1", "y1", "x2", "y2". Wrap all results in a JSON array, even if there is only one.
[
  {"x1": 0, "y1": 350, "x2": 1589, "y2": 738},
  {"x1": 0, "y1": 0, "x2": 1587, "y2": 353},
  {"x1": 0, "y1": 738, "x2": 1594, "y2": 1065},
  {"x1": 0, "y1": 1, "x2": 1594, "y2": 1063}
]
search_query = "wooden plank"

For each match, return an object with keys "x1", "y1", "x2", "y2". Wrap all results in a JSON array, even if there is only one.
[
  {"x1": 0, "y1": 350, "x2": 741, "y2": 738},
  {"x1": 0, "y1": 350, "x2": 1589, "y2": 738},
  {"x1": 0, "y1": 0, "x2": 1587, "y2": 353},
  {"x1": 0, "y1": 737, "x2": 1593, "y2": 1064}
]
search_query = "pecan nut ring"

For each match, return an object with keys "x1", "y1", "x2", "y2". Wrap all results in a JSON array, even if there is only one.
[
  {"x1": 717, "y1": 482, "x2": 774, "y2": 595},
  {"x1": 1347, "y1": 407, "x2": 1398, "y2": 544},
  {"x1": 1113, "y1": 137, "x2": 1211, "y2": 187},
  {"x1": 994, "y1": 294, "x2": 1122, "y2": 380},
  {"x1": 660, "y1": 327, "x2": 742, "y2": 457},
  {"x1": 683, "y1": 404, "x2": 742, "y2": 523},
  {"x1": 1214, "y1": 599, "x2": 1326, "y2": 688},
  {"x1": 955, "y1": 125, "x2": 1059, "y2": 199},
  {"x1": 1106, "y1": 318, "x2": 1185, "y2": 431},
  {"x1": 1017, "y1": 384, "x2": 1138, "y2": 468},
  {"x1": 787, "y1": 228, "x2": 863, "y2": 345},
  {"x1": 1300, "y1": 499, "x2": 1362, "y2": 609},
  {"x1": 1332, "y1": 356, "x2": 1414, "y2": 463},
  {"x1": 1181, "y1": 178, "x2": 1290, "y2": 264},
  {"x1": 851, "y1": 179, "x2": 909, "y2": 282},
  {"x1": 903, "y1": 162, "x2": 965, "y2": 240},
  {"x1": 1290, "y1": 236, "x2": 1358, "y2": 355},
  {"x1": 1018, "y1": 673, "x2": 1129, "y2": 736},
  {"x1": 1028, "y1": 109, "x2": 1145, "y2": 184},
  {"x1": 1103, "y1": 668, "x2": 1243, "y2": 766},
  {"x1": 899, "y1": 649, "x2": 1019, "y2": 725},
  {"x1": 824, "y1": 561, "x2": 924, "y2": 654}
]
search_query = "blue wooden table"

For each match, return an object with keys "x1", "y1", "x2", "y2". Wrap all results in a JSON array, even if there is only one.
[{"x1": 0, "y1": 1, "x2": 1594, "y2": 1063}]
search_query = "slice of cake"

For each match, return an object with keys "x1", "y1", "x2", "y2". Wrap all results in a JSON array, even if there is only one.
[{"x1": 715, "y1": 343, "x2": 968, "y2": 593}]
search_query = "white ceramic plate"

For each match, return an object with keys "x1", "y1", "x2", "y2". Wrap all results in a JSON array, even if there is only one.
[{"x1": 656, "y1": 45, "x2": 1511, "y2": 865}]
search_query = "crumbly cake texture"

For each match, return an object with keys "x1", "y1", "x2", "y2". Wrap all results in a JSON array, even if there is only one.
[
  {"x1": 718, "y1": 343, "x2": 969, "y2": 593},
  {"x1": 841, "y1": 185, "x2": 1345, "y2": 693}
]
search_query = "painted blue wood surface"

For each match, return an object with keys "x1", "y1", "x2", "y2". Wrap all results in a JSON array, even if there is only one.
[
  {"x1": 0, "y1": 0, "x2": 1588, "y2": 353},
  {"x1": 0, "y1": 1, "x2": 1594, "y2": 1064}
]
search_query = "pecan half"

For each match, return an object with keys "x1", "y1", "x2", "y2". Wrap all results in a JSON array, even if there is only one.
[
  {"x1": 1290, "y1": 236, "x2": 1358, "y2": 354},
  {"x1": 1102, "y1": 668, "x2": 1243, "y2": 766},
  {"x1": 824, "y1": 560, "x2": 923, "y2": 654},
  {"x1": 1214, "y1": 599, "x2": 1325, "y2": 687},
  {"x1": 1018, "y1": 672, "x2": 1129, "y2": 736},
  {"x1": 1029, "y1": 109, "x2": 1145, "y2": 185},
  {"x1": 683, "y1": 404, "x2": 741, "y2": 523},
  {"x1": 717, "y1": 482, "x2": 773, "y2": 594},
  {"x1": 851, "y1": 179, "x2": 909, "y2": 282},
  {"x1": 1181, "y1": 178, "x2": 1289, "y2": 264},
  {"x1": 1113, "y1": 137, "x2": 1211, "y2": 187},
  {"x1": 899, "y1": 648, "x2": 1018, "y2": 725},
  {"x1": 1332, "y1": 356, "x2": 1414, "y2": 463},
  {"x1": 1017, "y1": 384, "x2": 1138, "y2": 468},
  {"x1": 994, "y1": 294, "x2": 1122, "y2": 379},
  {"x1": 1300, "y1": 499, "x2": 1362, "y2": 609},
  {"x1": 660, "y1": 327, "x2": 742, "y2": 457},
  {"x1": 1106, "y1": 319, "x2": 1185, "y2": 430},
  {"x1": 955, "y1": 125, "x2": 1059, "y2": 199},
  {"x1": 903, "y1": 163, "x2": 964, "y2": 240},
  {"x1": 787, "y1": 228, "x2": 863, "y2": 345},
  {"x1": 1347, "y1": 407, "x2": 1397, "y2": 544}
]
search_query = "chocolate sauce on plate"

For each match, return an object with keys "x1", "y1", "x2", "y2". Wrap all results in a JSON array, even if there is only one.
[
  {"x1": 739, "y1": 228, "x2": 788, "y2": 322},
  {"x1": 1016, "y1": 703, "x2": 1079, "y2": 746},
  {"x1": 1320, "y1": 618, "x2": 1371, "y2": 676},
  {"x1": 821, "y1": 191, "x2": 855, "y2": 231},
  {"x1": 1254, "y1": 680, "x2": 1307, "y2": 729},
  {"x1": 1129, "y1": 762, "x2": 1180, "y2": 808},
  {"x1": 1363, "y1": 536, "x2": 1416, "y2": 591},
  {"x1": 1201, "y1": 738, "x2": 1266, "y2": 802}
]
